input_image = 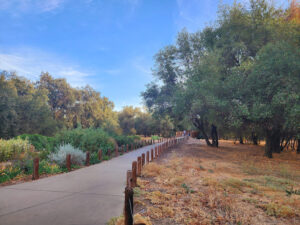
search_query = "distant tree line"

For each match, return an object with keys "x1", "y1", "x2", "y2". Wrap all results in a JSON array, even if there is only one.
[
  {"x1": 142, "y1": 0, "x2": 300, "y2": 157},
  {"x1": 0, "y1": 71, "x2": 173, "y2": 139},
  {"x1": 118, "y1": 106, "x2": 174, "y2": 137}
]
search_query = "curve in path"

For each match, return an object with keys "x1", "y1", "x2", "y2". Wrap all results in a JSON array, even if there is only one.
[{"x1": 0, "y1": 143, "x2": 164, "y2": 225}]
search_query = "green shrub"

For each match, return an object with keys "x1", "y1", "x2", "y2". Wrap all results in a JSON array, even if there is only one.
[
  {"x1": 90, "y1": 152, "x2": 101, "y2": 165},
  {"x1": 112, "y1": 135, "x2": 140, "y2": 146},
  {"x1": 55, "y1": 128, "x2": 116, "y2": 153},
  {"x1": 0, "y1": 138, "x2": 33, "y2": 162},
  {"x1": 17, "y1": 134, "x2": 56, "y2": 152},
  {"x1": 151, "y1": 135, "x2": 160, "y2": 140}
]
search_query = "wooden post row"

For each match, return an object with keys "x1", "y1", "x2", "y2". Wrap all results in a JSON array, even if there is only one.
[
  {"x1": 98, "y1": 149, "x2": 102, "y2": 161},
  {"x1": 66, "y1": 154, "x2": 71, "y2": 171},
  {"x1": 151, "y1": 149, "x2": 154, "y2": 161},
  {"x1": 131, "y1": 161, "x2": 137, "y2": 188},
  {"x1": 124, "y1": 187, "x2": 134, "y2": 225},
  {"x1": 142, "y1": 153, "x2": 145, "y2": 167},
  {"x1": 146, "y1": 151, "x2": 149, "y2": 163},
  {"x1": 137, "y1": 156, "x2": 142, "y2": 176},
  {"x1": 127, "y1": 170, "x2": 132, "y2": 188},
  {"x1": 115, "y1": 145, "x2": 119, "y2": 157},
  {"x1": 32, "y1": 157, "x2": 39, "y2": 180},
  {"x1": 86, "y1": 151, "x2": 90, "y2": 166}
]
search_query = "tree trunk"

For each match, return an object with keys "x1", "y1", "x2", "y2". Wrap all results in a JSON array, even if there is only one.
[
  {"x1": 211, "y1": 124, "x2": 218, "y2": 147},
  {"x1": 239, "y1": 136, "x2": 244, "y2": 144},
  {"x1": 271, "y1": 129, "x2": 281, "y2": 153},
  {"x1": 264, "y1": 129, "x2": 281, "y2": 158},
  {"x1": 251, "y1": 132, "x2": 258, "y2": 145},
  {"x1": 297, "y1": 139, "x2": 300, "y2": 154},
  {"x1": 264, "y1": 130, "x2": 273, "y2": 158},
  {"x1": 192, "y1": 117, "x2": 212, "y2": 146}
]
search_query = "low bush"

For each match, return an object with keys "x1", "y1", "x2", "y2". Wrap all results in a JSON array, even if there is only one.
[
  {"x1": 16, "y1": 134, "x2": 56, "y2": 152},
  {"x1": 90, "y1": 152, "x2": 101, "y2": 165},
  {"x1": 49, "y1": 144, "x2": 85, "y2": 166},
  {"x1": 112, "y1": 134, "x2": 140, "y2": 146},
  {"x1": 0, "y1": 164, "x2": 22, "y2": 183},
  {"x1": 0, "y1": 138, "x2": 33, "y2": 162},
  {"x1": 55, "y1": 128, "x2": 116, "y2": 153},
  {"x1": 151, "y1": 135, "x2": 160, "y2": 140}
]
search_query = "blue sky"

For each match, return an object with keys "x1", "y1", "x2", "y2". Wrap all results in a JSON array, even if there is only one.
[{"x1": 0, "y1": 0, "x2": 289, "y2": 110}]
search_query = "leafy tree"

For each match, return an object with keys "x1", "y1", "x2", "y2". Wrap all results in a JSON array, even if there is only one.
[
  {"x1": 0, "y1": 72, "x2": 58, "y2": 138},
  {"x1": 142, "y1": 0, "x2": 300, "y2": 157}
]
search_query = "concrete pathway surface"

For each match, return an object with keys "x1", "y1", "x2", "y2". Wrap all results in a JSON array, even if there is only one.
[{"x1": 0, "y1": 143, "x2": 163, "y2": 225}]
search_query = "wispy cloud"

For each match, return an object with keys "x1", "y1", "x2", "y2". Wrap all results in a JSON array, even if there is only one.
[
  {"x1": 0, "y1": 47, "x2": 92, "y2": 87},
  {"x1": 0, "y1": 0, "x2": 66, "y2": 14},
  {"x1": 175, "y1": 0, "x2": 215, "y2": 32},
  {"x1": 103, "y1": 69, "x2": 121, "y2": 75},
  {"x1": 131, "y1": 56, "x2": 152, "y2": 77}
]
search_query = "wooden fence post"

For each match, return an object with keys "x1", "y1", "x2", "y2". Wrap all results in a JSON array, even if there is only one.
[
  {"x1": 98, "y1": 149, "x2": 102, "y2": 161},
  {"x1": 115, "y1": 146, "x2": 119, "y2": 157},
  {"x1": 127, "y1": 170, "x2": 132, "y2": 188},
  {"x1": 132, "y1": 161, "x2": 137, "y2": 187},
  {"x1": 66, "y1": 154, "x2": 71, "y2": 171},
  {"x1": 142, "y1": 153, "x2": 145, "y2": 167},
  {"x1": 32, "y1": 157, "x2": 39, "y2": 180},
  {"x1": 126, "y1": 144, "x2": 129, "y2": 152},
  {"x1": 124, "y1": 187, "x2": 134, "y2": 225},
  {"x1": 137, "y1": 156, "x2": 142, "y2": 176},
  {"x1": 151, "y1": 149, "x2": 154, "y2": 161},
  {"x1": 155, "y1": 147, "x2": 158, "y2": 158},
  {"x1": 146, "y1": 151, "x2": 149, "y2": 163},
  {"x1": 86, "y1": 151, "x2": 90, "y2": 166}
]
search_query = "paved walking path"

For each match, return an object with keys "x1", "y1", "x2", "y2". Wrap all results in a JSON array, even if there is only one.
[{"x1": 0, "y1": 143, "x2": 163, "y2": 225}]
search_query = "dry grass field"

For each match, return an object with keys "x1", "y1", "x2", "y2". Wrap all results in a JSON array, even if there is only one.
[{"x1": 130, "y1": 139, "x2": 300, "y2": 225}]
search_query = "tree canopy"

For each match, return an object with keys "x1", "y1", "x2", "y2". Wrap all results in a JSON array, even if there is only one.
[{"x1": 142, "y1": 0, "x2": 300, "y2": 157}]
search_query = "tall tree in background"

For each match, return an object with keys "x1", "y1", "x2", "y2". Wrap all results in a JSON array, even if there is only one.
[
  {"x1": 37, "y1": 73, "x2": 119, "y2": 131},
  {"x1": 142, "y1": 0, "x2": 300, "y2": 156},
  {"x1": 0, "y1": 72, "x2": 58, "y2": 138}
]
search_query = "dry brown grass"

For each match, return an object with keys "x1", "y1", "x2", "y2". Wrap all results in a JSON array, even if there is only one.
[{"x1": 133, "y1": 139, "x2": 300, "y2": 225}]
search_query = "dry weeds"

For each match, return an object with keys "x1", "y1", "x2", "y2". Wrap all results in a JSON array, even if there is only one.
[{"x1": 133, "y1": 139, "x2": 300, "y2": 225}]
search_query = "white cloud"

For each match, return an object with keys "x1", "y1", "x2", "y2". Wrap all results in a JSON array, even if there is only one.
[
  {"x1": 0, "y1": 47, "x2": 92, "y2": 87},
  {"x1": 37, "y1": 0, "x2": 65, "y2": 12}
]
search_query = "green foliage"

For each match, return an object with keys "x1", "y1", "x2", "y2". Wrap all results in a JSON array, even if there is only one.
[
  {"x1": 142, "y1": 0, "x2": 300, "y2": 154},
  {"x1": 0, "y1": 72, "x2": 58, "y2": 139},
  {"x1": 38, "y1": 72, "x2": 119, "y2": 131},
  {"x1": 151, "y1": 135, "x2": 160, "y2": 140},
  {"x1": 118, "y1": 106, "x2": 175, "y2": 137},
  {"x1": 55, "y1": 128, "x2": 116, "y2": 154},
  {"x1": 90, "y1": 152, "x2": 101, "y2": 165},
  {"x1": 0, "y1": 138, "x2": 33, "y2": 162},
  {"x1": 17, "y1": 134, "x2": 56, "y2": 151},
  {"x1": 39, "y1": 160, "x2": 63, "y2": 174},
  {"x1": 181, "y1": 183, "x2": 195, "y2": 193},
  {"x1": 0, "y1": 164, "x2": 23, "y2": 183},
  {"x1": 112, "y1": 134, "x2": 140, "y2": 146},
  {"x1": 0, "y1": 72, "x2": 119, "y2": 139}
]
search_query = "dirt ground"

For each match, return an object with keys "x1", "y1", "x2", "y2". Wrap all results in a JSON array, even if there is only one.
[{"x1": 133, "y1": 138, "x2": 300, "y2": 225}]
